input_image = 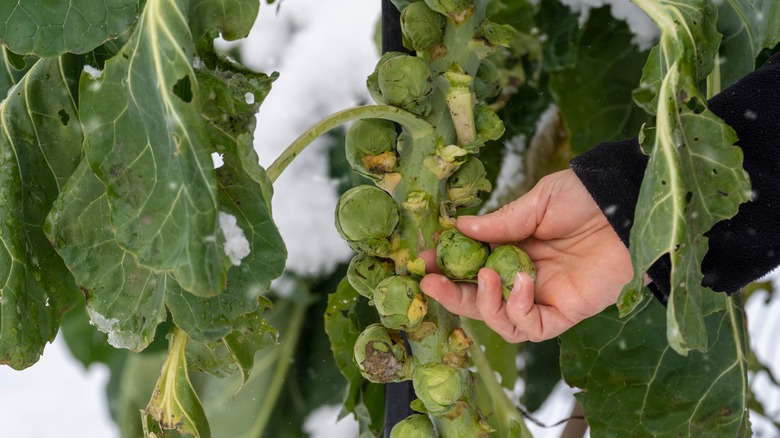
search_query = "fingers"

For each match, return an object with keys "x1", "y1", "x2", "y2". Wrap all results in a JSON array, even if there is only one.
[
  {"x1": 475, "y1": 269, "x2": 528, "y2": 343},
  {"x1": 419, "y1": 274, "x2": 482, "y2": 320},
  {"x1": 505, "y1": 272, "x2": 574, "y2": 342},
  {"x1": 456, "y1": 189, "x2": 544, "y2": 244}
]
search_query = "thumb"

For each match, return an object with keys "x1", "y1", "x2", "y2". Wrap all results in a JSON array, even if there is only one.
[{"x1": 456, "y1": 189, "x2": 544, "y2": 243}]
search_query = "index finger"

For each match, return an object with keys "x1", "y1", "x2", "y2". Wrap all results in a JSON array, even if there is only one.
[{"x1": 456, "y1": 189, "x2": 543, "y2": 243}]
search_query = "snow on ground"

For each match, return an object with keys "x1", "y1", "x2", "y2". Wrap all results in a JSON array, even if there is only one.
[{"x1": 0, "y1": 2, "x2": 776, "y2": 437}]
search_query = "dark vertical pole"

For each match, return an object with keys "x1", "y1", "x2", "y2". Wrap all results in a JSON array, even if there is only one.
[{"x1": 381, "y1": 1, "x2": 416, "y2": 437}]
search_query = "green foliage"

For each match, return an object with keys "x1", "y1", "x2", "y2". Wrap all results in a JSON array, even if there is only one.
[{"x1": 561, "y1": 297, "x2": 750, "y2": 436}]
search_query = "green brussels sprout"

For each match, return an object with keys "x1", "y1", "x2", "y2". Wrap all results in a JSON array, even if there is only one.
[
  {"x1": 354, "y1": 323, "x2": 412, "y2": 383},
  {"x1": 424, "y1": 0, "x2": 473, "y2": 22},
  {"x1": 446, "y1": 156, "x2": 491, "y2": 208},
  {"x1": 412, "y1": 362, "x2": 465, "y2": 415},
  {"x1": 436, "y1": 229, "x2": 489, "y2": 280},
  {"x1": 335, "y1": 185, "x2": 400, "y2": 256},
  {"x1": 367, "y1": 52, "x2": 406, "y2": 105},
  {"x1": 347, "y1": 254, "x2": 396, "y2": 299},
  {"x1": 378, "y1": 54, "x2": 433, "y2": 116},
  {"x1": 374, "y1": 275, "x2": 428, "y2": 331},
  {"x1": 473, "y1": 59, "x2": 500, "y2": 101},
  {"x1": 401, "y1": 2, "x2": 445, "y2": 52},
  {"x1": 474, "y1": 103, "x2": 504, "y2": 142},
  {"x1": 346, "y1": 119, "x2": 398, "y2": 178},
  {"x1": 484, "y1": 244, "x2": 536, "y2": 299},
  {"x1": 389, "y1": 414, "x2": 436, "y2": 438}
]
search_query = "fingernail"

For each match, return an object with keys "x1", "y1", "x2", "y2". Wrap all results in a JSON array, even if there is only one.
[
  {"x1": 511, "y1": 273, "x2": 524, "y2": 295},
  {"x1": 477, "y1": 273, "x2": 485, "y2": 294}
]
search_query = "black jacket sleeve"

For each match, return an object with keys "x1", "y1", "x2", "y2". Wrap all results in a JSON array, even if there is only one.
[{"x1": 570, "y1": 52, "x2": 780, "y2": 304}]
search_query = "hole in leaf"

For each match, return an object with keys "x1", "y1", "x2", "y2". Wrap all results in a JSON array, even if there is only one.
[
  {"x1": 661, "y1": 180, "x2": 667, "y2": 186},
  {"x1": 5, "y1": 48, "x2": 26, "y2": 70},
  {"x1": 58, "y1": 109, "x2": 70, "y2": 126},
  {"x1": 712, "y1": 168, "x2": 718, "y2": 175},
  {"x1": 173, "y1": 75, "x2": 193, "y2": 103},
  {"x1": 686, "y1": 191, "x2": 693, "y2": 204}
]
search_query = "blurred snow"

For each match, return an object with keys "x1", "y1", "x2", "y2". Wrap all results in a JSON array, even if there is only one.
[
  {"x1": 0, "y1": 336, "x2": 116, "y2": 437},
  {"x1": 558, "y1": 0, "x2": 659, "y2": 49},
  {"x1": 0, "y1": 1, "x2": 777, "y2": 438},
  {"x1": 237, "y1": 0, "x2": 381, "y2": 277}
]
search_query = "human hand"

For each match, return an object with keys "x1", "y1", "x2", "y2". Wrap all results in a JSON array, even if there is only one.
[{"x1": 420, "y1": 169, "x2": 634, "y2": 342}]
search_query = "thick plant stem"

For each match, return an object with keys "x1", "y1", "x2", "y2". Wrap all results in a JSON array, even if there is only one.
[
  {"x1": 462, "y1": 319, "x2": 533, "y2": 438},
  {"x1": 267, "y1": 105, "x2": 433, "y2": 183}
]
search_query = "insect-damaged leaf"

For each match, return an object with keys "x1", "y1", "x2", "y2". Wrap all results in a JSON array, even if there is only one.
[
  {"x1": 561, "y1": 298, "x2": 750, "y2": 437},
  {"x1": 80, "y1": 0, "x2": 233, "y2": 297},
  {"x1": 0, "y1": 56, "x2": 83, "y2": 369},
  {"x1": 0, "y1": 0, "x2": 141, "y2": 57},
  {"x1": 619, "y1": 0, "x2": 751, "y2": 355}
]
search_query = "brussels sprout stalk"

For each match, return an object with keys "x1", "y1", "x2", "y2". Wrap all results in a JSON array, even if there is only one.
[
  {"x1": 444, "y1": 65, "x2": 477, "y2": 146},
  {"x1": 267, "y1": 105, "x2": 434, "y2": 183}
]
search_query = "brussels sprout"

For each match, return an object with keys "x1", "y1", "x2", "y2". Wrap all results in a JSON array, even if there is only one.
[
  {"x1": 424, "y1": 0, "x2": 473, "y2": 23},
  {"x1": 484, "y1": 244, "x2": 536, "y2": 299},
  {"x1": 436, "y1": 229, "x2": 489, "y2": 280},
  {"x1": 374, "y1": 275, "x2": 428, "y2": 331},
  {"x1": 335, "y1": 185, "x2": 400, "y2": 256},
  {"x1": 346, "y1": 119, "x2": 398, "y2": 178},
  {"x1": 474, "y1": 103, "x2": 504, "y2": 142},
  {"x1": 378, "y1": 54, "x2": 433, "y2": 116},
  {"x1": 413, "y1": 362, "x2": 465, "y2": 415},
  {"x1": 480, "y1": 20, "x2": 516, "y2": 47},
  {"x1": 347, "y1": 254, "x2": 396, "y2": 299},
  {"x1": 401, "y1": 2, "x2": 445, "y2": 53},
  {"x1": 473, "y1": 59, "x2": 500, "y2": 101},
  {"x1": 389, "y1": 414, "x2": 437, "y2": 438},
  {"x1": 367, "y1": 52, "x2": 406, "y2": 105},
  {"x1": 446, "y1": 156, "x2": 491, "y2": 208},
  {"x1": 354, "y1": 324, "x2": 412, "y2": 383}
]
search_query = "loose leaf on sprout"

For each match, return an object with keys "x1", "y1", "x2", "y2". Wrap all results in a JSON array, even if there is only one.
[
  {"x1": 0, "y1": 0, "x2": 140, "y2": 57},
  {"x1": 620, "y1": 0, "x2": 751, "y2": 355},
  {"x1": 145, "y1": 330, "x2": 211, "y2": 438},
  {"x1": 561, "y1": 298, "x2": 750, "y2": 437},
  {"x1": 80, "y1": 0, "x2": 232, "y2": 297},
  {"x1": 0, "y1": 55, "x2": 83, "y2": 369},
  {"x1": 45, "y1": 161, "x2": 170, "y2": 352}
]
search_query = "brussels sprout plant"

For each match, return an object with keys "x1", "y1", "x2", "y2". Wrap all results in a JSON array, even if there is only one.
[{"x1": 1, "y1": 0, "x2": 778, "y2": 437}]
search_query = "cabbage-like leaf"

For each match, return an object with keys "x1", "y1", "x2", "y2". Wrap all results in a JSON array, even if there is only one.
[
  {"x1": 0, "y1": 0, "x2": 140, "y2": 57},
  {"x1": 0, "y1": 56, "x2": 82, "y2": 369},
  {"x1": 620, "y1": 0, "x2": 751, "y2": 355},
  {"x1": 80, "y1": 0, "x2": 232, "y2": 297},
  {"x1": 561, "y1": 298, "x2": 750, "y2": 436}
]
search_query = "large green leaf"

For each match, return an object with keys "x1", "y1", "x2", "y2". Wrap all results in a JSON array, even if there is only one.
[
  {"x1": 46, "y1": 161, "x2": 171, "y2": 351},
  {"x1": 80, "y1": 0, "x2": 231, "y2": 297},
  {"x1": 547, "y1": 7, "x2": 650, "y2": 153},
  {"x1": 620, "y1": 0, "x2": 751, "y2": 355},
  {"x1": 0, "y1": 55, "x2": 83, "y2": 369},
  {"x1": 0, "y1": 0, "x2": 141, "y2": 57},
  {"x1": 560, "y1": 298, "x2": 750, "y2": 436}
]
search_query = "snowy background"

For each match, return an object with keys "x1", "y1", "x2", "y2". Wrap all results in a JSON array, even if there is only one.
[{"x1": 0, "y1": 0, "x2": 778, "y2": 436}]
